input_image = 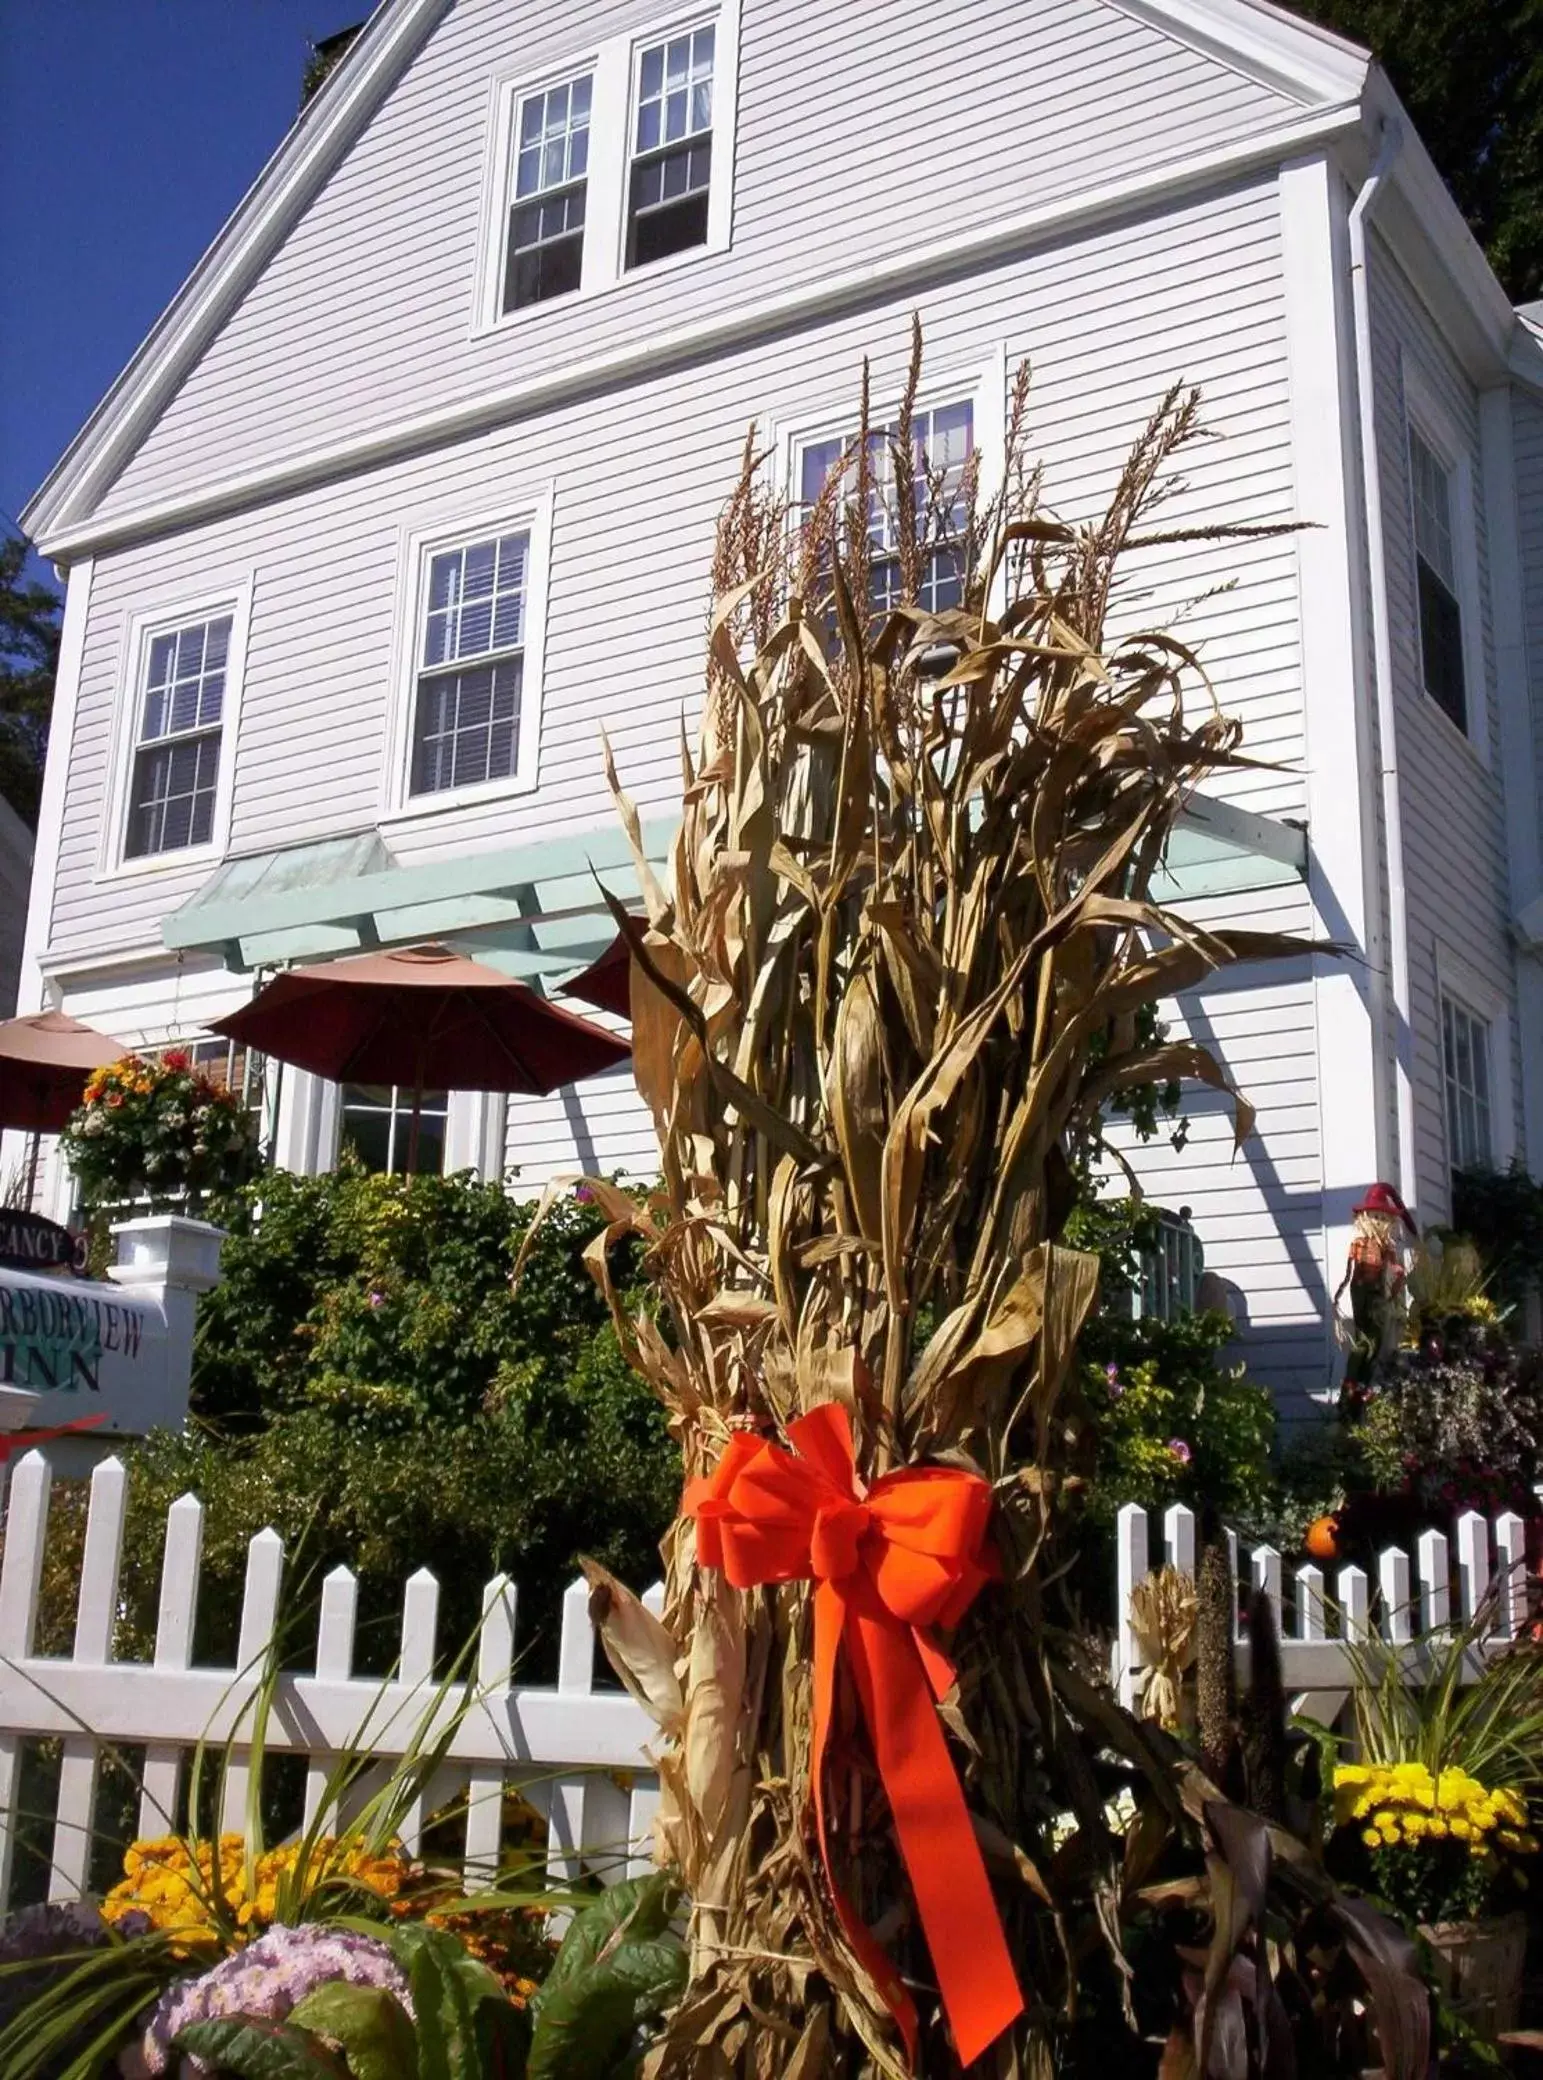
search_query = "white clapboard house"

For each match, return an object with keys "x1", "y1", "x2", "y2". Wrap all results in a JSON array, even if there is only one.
[{"x1": 14, "y1": 0, "x2": 1543, "y2": 1413}]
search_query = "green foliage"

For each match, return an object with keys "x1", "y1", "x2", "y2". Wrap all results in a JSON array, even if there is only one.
[
  {"x1": 1355, "y1": 1339, "x2": 1543, "y2": 1516},
  {"x1": 1346, "y1": 1606, "x2": 1543, "y2": 1798},
  {"x1": 528, "y1": 1875, "x2": 686, "y2": 2080},
  {"x1": 0, "y1": 530, "x2": 59, "y2": 826},
  {"x1": 1287, "y1": 0, "x2": 1543, "y2": 303},
  {"x1": 167, "y1": 1881, "x2": 687, "y2": 2080},
  {"x1": 176, "y1": 2015, "x2": 354, "y2": 2079},
  {"x1": 1061, "y1": 1192, "x2": 1161, "y2": 1311},
  {"x1": 87, "y1": 1168, "x2": 680, "y2": 1676},
  {"x1": 1452, "y1": 1161, "x2": 1543, "y2": 1320},
  {"x1": 1078, "y1": 1309, "x2": 1276, "y2": 1533}
]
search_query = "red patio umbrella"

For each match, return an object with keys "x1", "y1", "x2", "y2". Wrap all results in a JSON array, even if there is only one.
[
  {"x1": 0, "y1": 1010, "x2": 130, "y2": 1204},
  {"x1": 0, "y1": 1012, "x2": 128, "y2": 1134},
  {"x1": 210, "y1": 943, "x2": 631, "y2": 1172},
  {"x1": 564, "y1": 932, "x2": 634, "y2": 1020}
]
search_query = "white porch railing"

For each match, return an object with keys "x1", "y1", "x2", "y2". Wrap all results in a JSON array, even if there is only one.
[
  {"x1": 0, "y1": 1451, "x2": 661, "y2": 1912},
  {"x1": 1114, "y1": 1500, "x2": 1532, "y2": 1721}
]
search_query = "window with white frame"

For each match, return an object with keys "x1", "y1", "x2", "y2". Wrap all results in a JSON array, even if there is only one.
[
  {"x1": 503, "y1": 73, "x2": 592, "y2": 313},
  {"x1": 1442, "y1": 991, "x2": 1493, "y2": 1171},
  {"x1": 484, "y1": 7, "x2": 737, "y2": 327},
  {"x1": 797, "y1": 400, "x2": 975, "y2": 620},
  {"x1": 625, "y1": 25, "x2": 714, "y2": 271},
  {"x1": 1408, "y1": 424, "x2": 1468, "y2": 735},
  {"x1": 125, "y1": 615, "x2": 233, "y2": 858},
  {"x1": 410, "y1": 531, "x2": 529, "y2": 798},
  {"x1": 339, "y1": 1084, "x2": 449, "y2": 1175}
]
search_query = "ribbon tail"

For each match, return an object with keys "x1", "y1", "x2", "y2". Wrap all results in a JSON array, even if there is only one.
[
  {"x1": 848, "y1": 1607, "x2": 1025, "y2": 2068},
  {"x1": 811, "y1": 1581, "x2": 921, "y2": 2068}
]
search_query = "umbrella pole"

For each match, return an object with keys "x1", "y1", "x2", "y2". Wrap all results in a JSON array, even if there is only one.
[
  {"x1": 24, "y1": 1132, "x2": 40, "y2": 1208},
  {"x1": 406, "y1": 1083, "x2": 423, "y2": 1176}
]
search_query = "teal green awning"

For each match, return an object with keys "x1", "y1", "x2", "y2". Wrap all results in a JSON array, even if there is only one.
[{"x1": 165, "y1": 797, "x2": 1306, "y2": 977}]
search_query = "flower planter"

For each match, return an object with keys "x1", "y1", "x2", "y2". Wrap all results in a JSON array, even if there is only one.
[{"x1": 1420, "y1": 1912, "x2": 1527, "y2": 2041}]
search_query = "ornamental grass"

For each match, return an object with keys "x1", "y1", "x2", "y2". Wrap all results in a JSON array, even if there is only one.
[{"x1": 534, "y1": 329, "x2": 1434, "y2": 2074}]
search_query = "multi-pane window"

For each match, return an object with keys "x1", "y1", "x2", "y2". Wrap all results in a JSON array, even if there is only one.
[
  {"x1": 340, "y1": 1084, "x2": 449, "y2": 1176},
  {"x1": 411, "y1": 533, "x2": 528, "y2": 797},
  {"x1": 1409, "y1": 426, "x2": 1467, "y2": 734},
  {"x1": 155, "y1": 1038, "x2": 267, "y2": 1135},
  {"x1": 626, "y1": 26, "x2": 714, "y2": 270},
  {"x1": 503, "y1": 74, "x2": 591, "y2": 312},
  {"x1": 125, "y1": 615, "x2": 232, "y2": 858},
  {"x1": 798, "y1": 401, "x2": 974, "y2": 618},
  {"x1": 1442, "y1": 993, "x2": 1493, "y2": 1171}
]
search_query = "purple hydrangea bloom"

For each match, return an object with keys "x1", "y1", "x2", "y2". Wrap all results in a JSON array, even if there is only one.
[
  {"x1": 124, "y1": 1925, "x2": 412, "y2": 2077},
  {"x1": 1167, "y1": 1438, "x2": 1193, "y2": 1465}
]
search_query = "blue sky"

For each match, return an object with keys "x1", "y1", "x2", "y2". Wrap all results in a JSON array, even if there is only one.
[{"x1": 0, "y1": 1, "x2": 367, "y2": 564}]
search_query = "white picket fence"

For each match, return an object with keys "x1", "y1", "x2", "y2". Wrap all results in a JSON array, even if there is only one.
[
  {"x1": 0, "y1": 1452, "x2": 661, "y2": 1913},
  {"x1": 1114, "y1": 1499, "x2": 1533, "y2": 1723}
]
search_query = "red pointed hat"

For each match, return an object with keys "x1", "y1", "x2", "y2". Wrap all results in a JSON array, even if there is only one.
[{"x1": 1353, "y1": 1181, "x2": 1417, "y2": 1233}]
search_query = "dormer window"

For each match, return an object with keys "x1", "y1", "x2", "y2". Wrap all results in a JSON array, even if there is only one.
[
  {"x1": 503, "y1": 74, "x2": 592, "y2": 314},
  {"x1": 480, "y1": 4, "x2": 740, "y2": 332},
  {"x1": 626, "y1": 27, "x2": 714, "y2": 270}
]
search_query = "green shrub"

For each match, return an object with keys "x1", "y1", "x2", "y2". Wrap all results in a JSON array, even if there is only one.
[
  {"x1": 1451, "y1": 1161, "x2": 1543, "y2": 1322},
  {"x1": 1077, "y1": 1308, "x2": 1276, "y2": 1535},
  {"x1": 64, "y1": 1169, "x2": 680, "y2": 1679}
]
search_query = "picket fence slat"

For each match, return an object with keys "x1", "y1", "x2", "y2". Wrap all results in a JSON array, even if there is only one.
[
  {"x1": 221, "y1": 1529, "x2": 285, "y2": 1836},
  {"x1": 1416, "y1": 1529, "x2": 1450, "y2": 1637},
  {"x1": 1496, "y1": 1513, "x2": 1526, "y2": 1639},
  {"x1": 302, "y1": 1565, "x2": 360, "y2": 1839},
  {"x1": 48, "y1": 1460, "x2": 129, "y2": 1903},
  {"x1": 1113, "y1": 1500, "x2": 1536, "y2": 1739},
  {"x1": 1458, "y1": 1511, "x2": 1489, "y2": 1622},
  {"x1": 464, "y1": 1574, "x2": 518, "y2": 1887},
  {"x1": 0, "y1": 1451, "x2": 663, "y2": 1918}
]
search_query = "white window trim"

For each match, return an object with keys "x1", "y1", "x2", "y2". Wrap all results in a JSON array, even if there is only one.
[
  {"x1": 380, "y1": 492, "x2": 554, "y2": 823},
  {"x1": 98, "y1": 579, "x2": 253, "y2": 881},
  {"x1": 1399, "y1": 351, "x2": 1490, "y2": 767},
  {"x1": 1433, "y1": 940, "x2": 1516, "y2": 1172},
  {"x1": 471, "y1": 0, "x2": 741, "y2": 338},
  {"x1": 774, "y1": 346, "x2": 1009, "y2": 607}
]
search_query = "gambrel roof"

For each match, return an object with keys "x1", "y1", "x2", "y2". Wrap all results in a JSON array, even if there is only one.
[{"x1": 20, "y1": 0, "x2": 1516, "y2": 561}]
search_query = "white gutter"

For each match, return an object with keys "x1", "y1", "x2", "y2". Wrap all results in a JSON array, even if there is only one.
[{"x1": 1347, "y1": 118, "x2": 1416, "y2": 1207}]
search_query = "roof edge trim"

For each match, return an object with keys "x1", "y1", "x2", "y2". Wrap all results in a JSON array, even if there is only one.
[
  {"x1": 20, "y1": 0, "x2": 451, "y2": 547},
  {"x1": 1101, "y1": 0, "x2": 1369, "y2": 106}
]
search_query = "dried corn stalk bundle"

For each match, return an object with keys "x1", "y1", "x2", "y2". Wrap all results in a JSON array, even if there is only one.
[{"x1": 562, "y1": 330, "x2": 1308, "y2": 2077}]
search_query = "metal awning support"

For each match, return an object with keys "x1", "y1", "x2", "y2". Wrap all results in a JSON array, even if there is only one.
[{"x1": 164, "y1": 796, "x2": 1307, "y2": 978}]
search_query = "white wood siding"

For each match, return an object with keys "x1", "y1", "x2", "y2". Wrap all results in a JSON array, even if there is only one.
[
  {"x1": 1516, "y1": 388, "x2": 1543, "y2": 849},
  {"x1": 1365, "y1": 236, "x2": 1519, "y2": 1222},
  {"x1": 43, "y1": 173, "x2": 1336, "y2": 1398},
  {"x1": 93, "y1": 0, "x2": 1298, "y2": 517}
]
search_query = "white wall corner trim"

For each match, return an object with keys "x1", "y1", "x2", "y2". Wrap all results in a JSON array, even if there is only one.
[
  {"x1": 1476, "y1": 385, "x2": 1543, "y2": 1173},
  {"x1": 1279, "y1": 153, "x2": 1380, "y2": 1373},
  {"x1": 1103, "y1": 0, "x2": 1370, "y2": 106},
  {"x1": 31, "y1": 99, "x2": 1365, "y2": 565},
  {"x1": 20, "y1": 0, "x2": 453, "y2": 548},
  {"x1": 17, "y1": 558, "x2": 95, "y2": 1014}
]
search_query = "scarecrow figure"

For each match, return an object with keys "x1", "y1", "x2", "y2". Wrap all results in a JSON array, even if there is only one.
[{"x1": 1332, "y1": 1181, "x2": 1417, "y2": 1410}]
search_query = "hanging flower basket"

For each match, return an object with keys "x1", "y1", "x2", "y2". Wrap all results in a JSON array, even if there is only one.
[{"x1": 60, "y1": 1051, "x2": 262, "y2": 1215}]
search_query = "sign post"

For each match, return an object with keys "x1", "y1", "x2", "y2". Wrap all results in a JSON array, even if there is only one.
[{"x1": 0, "y1": 1216, "x2": 224, "y2": 1479}]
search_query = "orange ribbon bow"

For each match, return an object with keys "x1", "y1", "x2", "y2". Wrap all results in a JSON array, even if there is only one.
[{"x1": 684, "y1": 1401, "x2": 1023, "y2": 2069}]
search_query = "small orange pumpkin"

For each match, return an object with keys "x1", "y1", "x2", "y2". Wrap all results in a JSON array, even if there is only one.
[{"x1": 1304, "y1": 1514, "x2": 1340, "y2": 1562}]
